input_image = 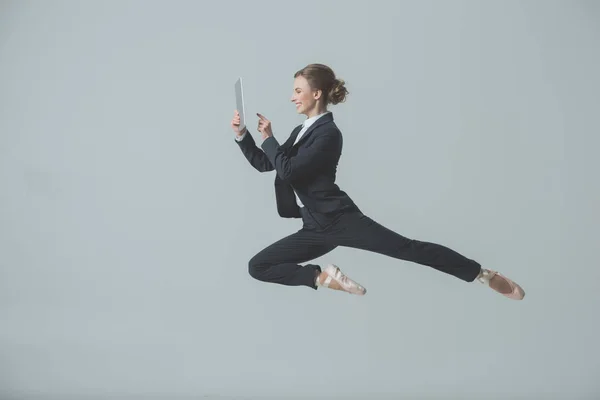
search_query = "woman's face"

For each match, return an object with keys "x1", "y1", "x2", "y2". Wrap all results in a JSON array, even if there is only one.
[{"x1": 290, "y1": 75, "x2": 321, "y2": 116}]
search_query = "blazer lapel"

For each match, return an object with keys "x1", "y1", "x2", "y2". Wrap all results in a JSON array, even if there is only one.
[
  {"x1": 292, "y1": 113, "x2": 334, "y2": 148},
  {"x1": 281, "y1": 125, "x2": 303, "y2": 150}
]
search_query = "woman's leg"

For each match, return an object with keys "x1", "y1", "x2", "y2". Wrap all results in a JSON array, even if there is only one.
[
  {"x1": 248, "y1": 229, "x2": 337, "y2": 289},
  {"x1": 330, "y1": 211, "x2": 481, "y2": 282},
  {"x1": 328, "y1": 211, "x2": 524, "y2": 298}
]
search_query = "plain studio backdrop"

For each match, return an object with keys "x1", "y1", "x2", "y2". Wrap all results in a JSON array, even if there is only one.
[{"x1": 1, "y1": 0, "x2": 598, "y2": 399}]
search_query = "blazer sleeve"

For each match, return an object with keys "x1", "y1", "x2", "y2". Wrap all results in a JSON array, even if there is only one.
[
  {"x1": 234, "y1": 130, "x2": 274, "y2": 172},
  {"x1": 260, "y1": 130, "x2": 340, "y2": 182}
]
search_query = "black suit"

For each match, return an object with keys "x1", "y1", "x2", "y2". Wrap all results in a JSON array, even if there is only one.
[
  {"x1": 235, "y1": 112, "x2": 358, "y2": 218},
  {"x1": 235, "y1": 113, "x2": 481, "y2": 289}
]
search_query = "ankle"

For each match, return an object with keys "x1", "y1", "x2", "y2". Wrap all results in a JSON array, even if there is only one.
[{"x1": 475, "y1": 268, "x2": 490, "y2": 284}]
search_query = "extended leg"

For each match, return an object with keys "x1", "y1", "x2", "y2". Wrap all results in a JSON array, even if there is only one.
[
  {"x1": 329, "y1": 211, "x2": 525, "y2": 299},
  {"x1": 330, "y1": 212, "x2": 481, "y2": 282}
]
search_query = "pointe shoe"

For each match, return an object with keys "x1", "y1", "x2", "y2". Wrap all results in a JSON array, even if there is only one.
[
  {"x1": 319, "y1": 264, "x2": 367, "y2": 295},
  {"x1": 477, "y1": 269, "x2": 525, "y2": 300}
]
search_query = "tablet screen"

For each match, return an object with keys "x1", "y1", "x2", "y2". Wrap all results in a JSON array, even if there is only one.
[{"x1": 235, "y1": 77, "x2": 246, "y2": 131}]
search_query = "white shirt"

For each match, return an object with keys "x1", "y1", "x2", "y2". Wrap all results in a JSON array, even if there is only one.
[{"x1": 236, "y1": 111, "x2": 331, "y2": 208}]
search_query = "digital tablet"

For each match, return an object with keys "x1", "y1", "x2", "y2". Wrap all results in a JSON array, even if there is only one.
[{"x1": 234, "y1": 77, "x2": 246, "y2": 131}]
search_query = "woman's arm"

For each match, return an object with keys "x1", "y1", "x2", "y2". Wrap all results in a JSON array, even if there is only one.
[
  {"x1": 260, "y1": 128, "x2": 341, "y2": 182},
  {"x1": 234, "y1": 130, "x2": 275, "y2": 172}
]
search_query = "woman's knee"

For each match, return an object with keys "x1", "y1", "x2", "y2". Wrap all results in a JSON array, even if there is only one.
[{"x1": 248, "y1": 255, "x2": 267, "y2": 280}]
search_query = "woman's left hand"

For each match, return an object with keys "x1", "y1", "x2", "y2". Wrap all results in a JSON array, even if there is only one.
[{"x1": 257, "y1": 113, "x2": 273, "y2": 140}]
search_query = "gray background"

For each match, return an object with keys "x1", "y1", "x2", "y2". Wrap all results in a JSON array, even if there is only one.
[{"x1": 1, "y1": 0, "x2": 598, "y2": 399}]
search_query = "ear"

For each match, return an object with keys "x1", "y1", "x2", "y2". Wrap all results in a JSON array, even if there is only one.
[{"x1": 313, "y1": 89, "x2": 322, "y2": 100}]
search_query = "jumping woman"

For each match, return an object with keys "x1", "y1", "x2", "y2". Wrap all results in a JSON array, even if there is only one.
[{"x1": 230, "y1": 63, "x2": 525, "y2": 300}]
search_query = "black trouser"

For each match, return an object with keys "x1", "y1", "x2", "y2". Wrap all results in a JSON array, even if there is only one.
[{"x1": 248, "y1": 207, "x2": 482, "y2": 289}]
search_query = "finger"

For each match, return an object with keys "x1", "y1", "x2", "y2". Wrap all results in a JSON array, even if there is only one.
[{"x1": 256, "y1": 113, "x2": 268, "y2": 121}]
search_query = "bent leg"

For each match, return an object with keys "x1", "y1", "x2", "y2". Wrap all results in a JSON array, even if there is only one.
[
  {"x1": 249, "y1": 229, "x2": 336, "y2": 289},
  {"x1": 331, "y1": 212, "x2": 481, "y2": 282}
]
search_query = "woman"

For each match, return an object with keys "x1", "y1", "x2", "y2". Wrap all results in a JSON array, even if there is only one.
[{"x1": 230, "y1": 63, "x2": 525, "y2": 300}]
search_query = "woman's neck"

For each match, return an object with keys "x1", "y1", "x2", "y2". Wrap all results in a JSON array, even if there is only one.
[{"x1": 306, "y1": 106, "x2": 327, "y2": 119}]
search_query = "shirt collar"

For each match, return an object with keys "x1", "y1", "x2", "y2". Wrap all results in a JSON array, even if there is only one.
[{"x1": 302, "y1": 111, "x2": 331, "y2": 129}]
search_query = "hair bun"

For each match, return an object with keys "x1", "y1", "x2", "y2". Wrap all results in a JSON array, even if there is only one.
[{"x1": 329, "y1": 78, "x2": 349, "y2": 105}]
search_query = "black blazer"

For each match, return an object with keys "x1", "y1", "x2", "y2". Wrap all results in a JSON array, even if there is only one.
[{"x1": 235, "y1": 112, "x2": 358, "y2": 218}]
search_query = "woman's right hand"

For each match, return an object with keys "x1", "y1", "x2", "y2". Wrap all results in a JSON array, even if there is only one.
[{"x1": 231, "y1": 110, "x2": 247, "y2": 137}]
